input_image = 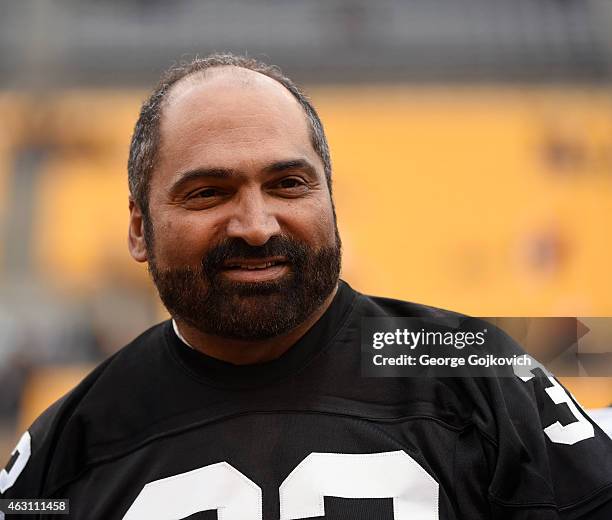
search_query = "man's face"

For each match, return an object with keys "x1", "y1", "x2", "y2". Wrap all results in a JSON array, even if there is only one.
[{"x1": 135, "y1": 68, "x2": 341, "y2": 340}]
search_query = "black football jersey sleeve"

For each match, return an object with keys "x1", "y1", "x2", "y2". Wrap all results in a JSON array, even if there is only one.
[
  {"x1": 463, "y1": 369, "x2": 612, "y2": 519},
  {"x1": 0, "y1": 356, "x2": 116, "y2": 503},
  {"x1": 1, "y1": 280, "x2": 611, "y2": 519},
  {"x1": 0, "y1": 397, "x2": 62, "y2": 500}
]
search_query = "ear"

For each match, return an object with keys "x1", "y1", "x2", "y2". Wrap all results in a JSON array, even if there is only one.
[{"x1": 128, "y1": 198, "x2": 148, "y2": 263}]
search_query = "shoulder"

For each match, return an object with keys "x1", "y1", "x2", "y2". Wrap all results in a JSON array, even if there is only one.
[
  {"x1": 356, "y1": 287, "x2": 467, "y2": 322},
  {"x1": 0, "y1": 320, "x2": 170, "y2": 498}
]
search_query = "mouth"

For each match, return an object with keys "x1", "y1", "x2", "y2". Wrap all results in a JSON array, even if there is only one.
[{"x1": 220, "y1": 257, "x2": 290, "y2": 282}]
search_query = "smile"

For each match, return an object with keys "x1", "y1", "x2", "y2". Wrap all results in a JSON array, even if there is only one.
[
  {"x1": 221, "y1": 257, "x2": 290, "y2": 282},
  {"x1": 226, "y1": 261, "x2": 282, "y2": 270}
]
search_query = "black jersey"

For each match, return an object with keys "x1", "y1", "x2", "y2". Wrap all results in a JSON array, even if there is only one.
[{"x1": 2, "y1": 281, "x2": 612, "y2": 519}]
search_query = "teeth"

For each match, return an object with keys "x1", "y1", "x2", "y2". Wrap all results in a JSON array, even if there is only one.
[{"x1": 229, "y1": 261, "x2": 278, "y2": 270}]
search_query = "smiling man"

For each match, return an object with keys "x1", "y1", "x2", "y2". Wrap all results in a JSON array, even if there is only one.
[
  {"x1": 1, "y1": 54, "x2": 611, "y2": 519},
  {"x1": 130, "y1": 63, "x2": 341, "y2": 362}
]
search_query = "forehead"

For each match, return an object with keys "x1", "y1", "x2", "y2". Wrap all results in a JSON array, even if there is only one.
[{"x1": 157, "y1": 67, "x2": 316, "y2": 173}]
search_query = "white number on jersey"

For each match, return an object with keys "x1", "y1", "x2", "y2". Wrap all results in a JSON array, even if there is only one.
[
  {"x1": 514, "y1": 360, "x2": 594, "y2": 445},
  {"x1": 123, "y1": 462, "x2": 262, "y2": 520},
  {"x1": 0, "y1": 431, "x2": 31, "y2": 494},
  {"x1": 123, "y1": 450, "x2": 439, "y2": 519},
  {"x1": 280, "y1": 451, "x2": 438, "y2": 520}
]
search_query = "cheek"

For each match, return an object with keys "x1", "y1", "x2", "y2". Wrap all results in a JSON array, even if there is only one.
[
  {"x1": 284, "y1": 199, "x2": 337, "y2": 246},
  {"x1": 150, "y1": 213, "x2": 218, "y2": 266}
]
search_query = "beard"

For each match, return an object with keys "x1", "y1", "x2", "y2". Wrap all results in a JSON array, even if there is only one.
[{"x1": 147, "y1": 230, "x2": 342, "y2": 340}]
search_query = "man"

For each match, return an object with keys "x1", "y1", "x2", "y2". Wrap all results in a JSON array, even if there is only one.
[{"x1": 1, "y1": 53, "x2": 611, "y2": 519}]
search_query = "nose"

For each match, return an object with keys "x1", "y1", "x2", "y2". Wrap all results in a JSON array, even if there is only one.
[{"x1": 225, "y1": 189, "x2": 281, "y2": 246}]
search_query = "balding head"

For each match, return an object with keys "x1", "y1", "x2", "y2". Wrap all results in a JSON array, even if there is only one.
[
  {"x1": 160, "y1": 66, "x2": 314, "y2": 172},
  {"x1": 167, "y1": 65, "x2": 296, "y2": 105}
]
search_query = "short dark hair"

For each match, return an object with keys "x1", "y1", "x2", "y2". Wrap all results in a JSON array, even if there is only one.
[{"x1": 127, "y1": 53, "x2": 332, "y2": 217}]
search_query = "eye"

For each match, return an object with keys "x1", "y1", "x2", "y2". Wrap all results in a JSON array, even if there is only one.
[
  {"x1": 272, "y1": 177, "x2": 310, "y2": 197},
  {"x1": 271, "y1": 177, "x2": 310, "y2": 198},
  {"x1": 182, "y1": 187, "x2": 229, "y2": 209},
  {"x1": 277, "y1": 178, "x2": 303, "y2": 189},
  {"x1": 191, "y1": 188, "x2": 223, "y2": 198}
]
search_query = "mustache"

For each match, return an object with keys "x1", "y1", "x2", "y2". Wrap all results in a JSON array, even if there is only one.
[{"x1": 202, "y1": 236, "x2": 307, "y2": 272}]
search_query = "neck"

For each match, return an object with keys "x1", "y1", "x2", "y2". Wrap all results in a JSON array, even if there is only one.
[{"x1": 173, "y1": 284, "x2": 339, "y2": 365}]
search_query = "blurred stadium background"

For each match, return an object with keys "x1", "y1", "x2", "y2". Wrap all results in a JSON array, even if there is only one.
[{"x1": 1, "y1": 0, "x2": 612, "y2": 459}]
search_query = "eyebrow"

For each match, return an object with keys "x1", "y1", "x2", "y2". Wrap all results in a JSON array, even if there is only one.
[
  {"x1": 170, "y1": 158, "x2": 318, "y2": 194},
  {"x1": 262, "y1": 158, "x2": 317, "y2": 176}
]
